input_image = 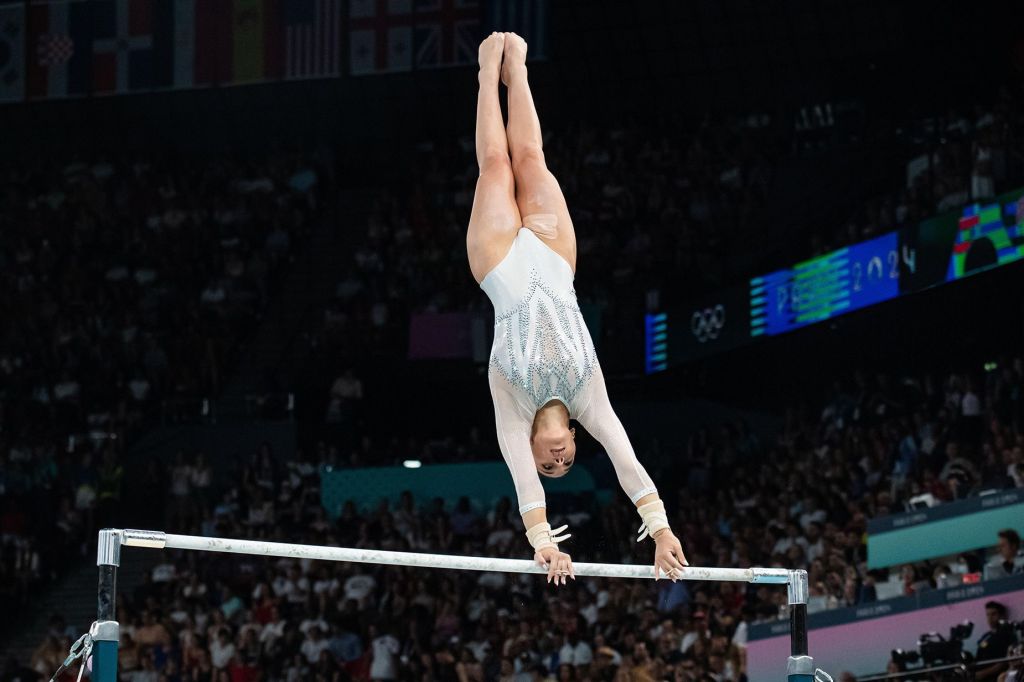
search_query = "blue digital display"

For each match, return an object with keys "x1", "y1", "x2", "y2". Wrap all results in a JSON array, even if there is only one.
[
  {"x1": 848, "y1": 232, "x2": 902, "y2": 309},
  {"x1": 750, "y1": 232, "x2": 900, "y2": 337},
  {"x1": 644, "y1": 313, "x2": 668, "y2": 374}
]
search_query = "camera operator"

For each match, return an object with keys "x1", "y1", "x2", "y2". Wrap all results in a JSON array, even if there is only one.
[
  {"x1": 984, "y1": 530, "x2": 1024, "y2": 580},
  {"x1": 977, "y1": 601, "x2": 1017, "y2": 680},
  {"x1": 997, "y1": 642, "x2": 1022, "y2": 682}
]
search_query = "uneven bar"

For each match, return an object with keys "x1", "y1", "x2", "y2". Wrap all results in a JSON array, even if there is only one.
[{"x1": 114, "y1": 529, "x2": 792, "y2": 583}]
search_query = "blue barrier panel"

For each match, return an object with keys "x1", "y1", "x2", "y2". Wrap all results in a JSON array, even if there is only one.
[{"x1": 867, "y1": 490, "x2": 1024, "y2": 569}]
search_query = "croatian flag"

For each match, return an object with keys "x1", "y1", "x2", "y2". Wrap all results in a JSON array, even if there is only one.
[{"x1": 27, "y1": 0, "x2": 93, "y2": 98}]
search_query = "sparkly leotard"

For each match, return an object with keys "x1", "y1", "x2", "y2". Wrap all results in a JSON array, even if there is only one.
[{"x1": 481, "y1": 227, "x2": 658, "y2": 514}]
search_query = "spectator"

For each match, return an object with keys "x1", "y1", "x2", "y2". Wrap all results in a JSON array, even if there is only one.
[
  {"x1": 300, "y1": 626, "x2": 330, "y2": 664},
  {"x1": 209, "y1": 628, "x2": 237, "y2": 670},
  {"x1": 369, "y1": 624, "x2": 400, "y2": 681},
  {"x1": 976, "y1": 601, "x2": 1016, "y2": 680},
  {"x1": 985, "y1": 530, "x2": 1024, "y2": 580}
]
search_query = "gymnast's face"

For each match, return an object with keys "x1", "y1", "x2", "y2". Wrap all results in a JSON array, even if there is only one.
[{"x1": 531, "y1": 425, "x2": 576, "y2": 478}]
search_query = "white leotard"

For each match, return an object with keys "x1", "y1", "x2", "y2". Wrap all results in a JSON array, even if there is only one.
[{"x1": 481, "y1": 227, "x2": 659, "y2": 515}]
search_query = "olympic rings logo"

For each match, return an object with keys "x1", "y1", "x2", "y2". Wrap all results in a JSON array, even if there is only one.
[{"x1": 690, "y1": 304, "x2": 726, "y2": 343}]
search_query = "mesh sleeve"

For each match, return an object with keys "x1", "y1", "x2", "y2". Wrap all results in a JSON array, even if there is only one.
[
  {"x1": 575, "y1": 367, "x2": 659, "y2": 504},
  {"x1": 490, "y1": 373, "x2": 547, "y2": 515}
]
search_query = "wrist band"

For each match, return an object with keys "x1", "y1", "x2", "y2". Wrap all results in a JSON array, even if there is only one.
[
  {"x1": 636, "y1": 500, "x2": 670, "y2": 542},
  {"x1": 525, "y1": 522, "x2": 571, "y2": 551}
]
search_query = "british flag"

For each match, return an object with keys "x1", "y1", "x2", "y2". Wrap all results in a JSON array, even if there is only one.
[{"x1": 413, "y1": 0, "x2": 478, "y2": 69}]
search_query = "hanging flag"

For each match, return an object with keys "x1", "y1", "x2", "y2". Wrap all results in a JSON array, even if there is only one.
[
  {"x1": 194, "y1": 0, "x2": 229, "y2": 85},
  {"x1": 148, "y1": 0, "x2": 203, "y2": 90},
  {"x1": 285, "y1": 0, "x2": 341, "y2": 79},
  {"x1": 349, "y1": 0, "x2": 414, "y2": 75},
  {"x1": 190, "y1": 0, "x2": 281, "y2": 87},
  {"x1": 232, "y1": 0, "x2": 266, "y2": 82},
  {"x1": 17, "y1": 0, "x2": 338, "y2": 96},
  {"x1": 0, "y1": 2, "x2": 25, "y2": 101},
  {"x1": 27, "y1": 0, "x2": 94, "y2": 99},
  {"x1": 483, "y1": 0, "x2": 547, "y2": 59},
  {"x1": 91, "y1": 0, "x2": 156, "y2": 94},
  {"x1": 413, "y1": 0, "x2": 479, "y2": 70},
  {"x1": 170, "y1": 0, "x2": 196, "y2": 88}
]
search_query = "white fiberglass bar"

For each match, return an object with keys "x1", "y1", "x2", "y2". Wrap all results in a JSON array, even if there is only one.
[{"x1": 110, "y1": 529, "x2": 792, "y2": 584}]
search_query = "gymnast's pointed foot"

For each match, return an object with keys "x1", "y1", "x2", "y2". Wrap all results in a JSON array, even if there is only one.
[
  {"x1": 501, "y1": 31, "x2": 528, "y2": 87},
  {"x1": 479, "y1": 31, "x2": 505, "y2": 83}
]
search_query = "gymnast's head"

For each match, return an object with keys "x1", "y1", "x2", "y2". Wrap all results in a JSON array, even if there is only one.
[{"x1": 530, "y1": 399, "x2": 576, "y2": 478}]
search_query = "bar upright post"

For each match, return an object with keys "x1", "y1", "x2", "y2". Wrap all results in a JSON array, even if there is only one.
[
  {"x1": 787, "y1": 569, "x2": 814, "y2": 682},
  {"x1": 93, "y1": 529, "x2": 123, "y2": 682}
]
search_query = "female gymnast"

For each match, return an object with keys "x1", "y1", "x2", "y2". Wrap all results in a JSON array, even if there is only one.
[{"x1": 467, "y1": 32, "x2": 689, "y2": 586}]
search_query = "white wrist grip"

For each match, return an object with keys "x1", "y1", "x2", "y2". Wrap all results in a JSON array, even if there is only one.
[
  {"x1": 636, "y1": 500, "x2": 670, "y2": 542},
  {"x1": 525, "y1": 522, "x2": 571, "y2": 552}
]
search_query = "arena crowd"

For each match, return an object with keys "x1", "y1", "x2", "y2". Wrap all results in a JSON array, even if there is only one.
[
  {"x1": 16, "y1": 353, "x2": 1024, "y2": 681},
  {"x1": 0, "y1": 152, "x2": 324, "y2": 613}
]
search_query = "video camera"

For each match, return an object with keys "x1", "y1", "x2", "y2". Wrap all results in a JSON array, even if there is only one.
[
  {"x1": 891, "y1": 621, "x2": 975, "y2": 669},
  {"x1": 994, "y1": 618, "x2": 1024, "y2": 642}
]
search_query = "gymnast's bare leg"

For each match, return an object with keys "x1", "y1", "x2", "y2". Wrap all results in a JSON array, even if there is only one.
[
  {"x1": 501, "y1": 32, "x2": 577, "y2": 272},
  {"x1": 466, "y1": 32, "x2": 521, "y2": 284}
]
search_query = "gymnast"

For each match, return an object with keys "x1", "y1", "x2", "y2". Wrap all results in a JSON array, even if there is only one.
[{"x1": 467, "y1": 32, "x2": 688, "y2": 586}]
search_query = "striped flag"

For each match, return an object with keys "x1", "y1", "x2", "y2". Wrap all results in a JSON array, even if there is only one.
[
  {"x1": 232, "y1": 0, "x2": 268, "y2": 83},
  {"x1": 192, "y1": 0, "x2": 282, "y2": 86},
  {"x1": 349, "y1": 0, "x2": 414, "y2": 75},
  {"x1": 0, "y1": 2, "x2": 25, "y2": 101},
  {"x1": 167, "y1": 0, "x2": 196, "y2": 88},
  {"x1": 285, "y1": 0, "x2": 341, "y2": 79}
]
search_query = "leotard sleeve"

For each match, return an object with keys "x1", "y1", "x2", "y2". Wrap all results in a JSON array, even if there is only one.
[
  {"x1": 489, "y1": 373, "x2": 547, "y2": 515},
  {"x1": 575, "y1": 366, "x2": 659, "y2": 504}
]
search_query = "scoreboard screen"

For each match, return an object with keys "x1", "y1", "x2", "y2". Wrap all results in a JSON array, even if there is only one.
[
  {"x1": 750, "y1": 233, "x2": 902, "y2": 337},
  {"x1": 644, "y1": 187, "x2": 1024, "y2": 371}
]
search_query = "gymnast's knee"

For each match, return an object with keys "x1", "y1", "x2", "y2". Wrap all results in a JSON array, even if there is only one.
[
  {"x1": 510, "y1": 145, "x2": 546, "y2": 173},
  {"x1": 478, "y1": 151, "x2": 513, "y2": 178}
]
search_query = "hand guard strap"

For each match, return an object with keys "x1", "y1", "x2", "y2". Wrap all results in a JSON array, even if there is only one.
[
  {"x1": 636, "y1": 499, "x2": 670, "y2": 542},
  {"x1": 525, "y1": 522, "x2": 571, "y2": 551}
]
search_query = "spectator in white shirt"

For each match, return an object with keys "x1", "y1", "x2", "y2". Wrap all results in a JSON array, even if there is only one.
[
  {"x1": 300, "y1": 626, "x2": 331, "y2": 664},
  {"x1": 799, "y1": 497, "x2": 828, "y2": 531},
  {"x1": 558, "y1": 634, "x2": 593, "y2": 667},
  {"x1": 369, "y1": 626, "x2": 400, "y2": 681},
  {"x1": 984, "y1": 529, "x2": 1024, "y2": 580},
  {"x1": 209, "y1": 628, "x2": 236, "y2": 669},
  {"x1": 772, "y1": 523, "x2": 809, "y2": 556},
  {"x1": 963, "y1": 388, "x2": 982, "y2": 417},
  {"x1": 260, "y1": 607, "x2": 286, "y2": 647}
]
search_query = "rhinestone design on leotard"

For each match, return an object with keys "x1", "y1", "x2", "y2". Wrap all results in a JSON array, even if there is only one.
[{"x1": 490, "y1": 268, "x2": 597, "y2": 412}]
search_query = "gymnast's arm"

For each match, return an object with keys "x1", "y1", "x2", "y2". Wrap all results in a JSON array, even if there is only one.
[
  {"x1": 575, "y1": 367, "x2": 689, "y2": 577},
  {"x1": 489, "y1": 374, "x2": 575, "y2": 584}
]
